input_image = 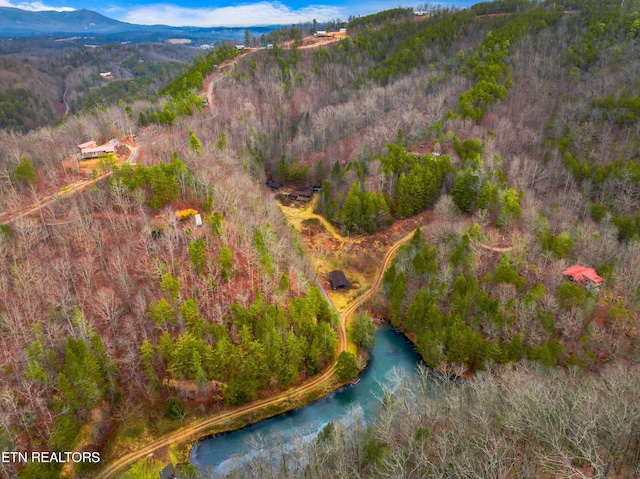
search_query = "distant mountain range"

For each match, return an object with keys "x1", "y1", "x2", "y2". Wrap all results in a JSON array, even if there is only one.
[{"x1": 0, "y1": 7, "x2": 276, "y2": 41}]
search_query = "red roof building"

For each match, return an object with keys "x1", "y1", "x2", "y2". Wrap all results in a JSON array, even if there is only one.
[{"x1": 563, "y1": 265, "x2": 604, "y2": 290}]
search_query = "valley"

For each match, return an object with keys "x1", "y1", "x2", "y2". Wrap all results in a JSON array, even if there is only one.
[{"x1": 1, "y1": 1, "x2": 640, "y2": 478}]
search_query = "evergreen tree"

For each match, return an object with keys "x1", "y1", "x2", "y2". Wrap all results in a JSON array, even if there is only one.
[
  {"x1": 219, "y1": 246, "x2": 234, "y2": 281},
  {"x1": 556, "y1": 281, "x2": 587, "y2": 310},
  {"x1": 140, "y1": 340, "x2": 160, "y2": 388},
  {"x1": 335, "y1": 351, "x2": 358, "y2": 381},
  {"x1": 14, "y1": 156, "x2": 36, "y2": 185},
  {"x1": 157, "y1": 331, "x2": 174, "y2": 361},
  {"x1": 382, "y1": 262, "x2": 397, "y2": 292},
  {"x1": 180, "y1": 299, "x2": 203, "y2": 336},
  {"x1": 493, "y1": 254, "x2": 526, "y2": 291},
  {"x1": 189, "y1": 131, "x2": 202, "y2": 155},
  {"x1": 148, "y1": 298, "x2": 174, "y2": 326},
  {"x1": 341, "y1": 182, "x2": 363, "y2": 233},
  {"x1": 450, "y1": 168, "x2": 479, "y2": 213},
  {"x1": 279, "y1": 331, "x2": 304, "y2": 387},
  {"x1": 394, "y1": 172, "x2": 411, "y2": 217},
  {"x1": 412, "y1": 250, "x2": 428, "y2": 275},
  {"x1": 207, "y1": 211, "x2": 224, "y2": 237},
  {"x1": 410, "y1": 226, "x2": 422, "y2": 249},
  {"x1": 405, "y1": 289, "x2": 432, "y2": 335},
  {"x1": 160, "y1": 272, "x2": 181, "y2": 301},
  {"x1": 315, "y1": 321, "x2": 338, "y2": 362},
  {"x1": 351, "y1": 313, "x2": 376, "y2": 351},
  {"x1": 279, "y1": 273, "x2": 290, "y2": 292},
  {"x1": 497, "y1": 188, "x2": 522, "y2": 228},
  {"x1": 169, "y1": 332, "x2": 214, "y2": 381},
  {"x1": 477, "y1": 181, "x2": 500, "y2": 214},
  {"x1": 445, "y1": 317, "x2": 496, "y2": 369},
  {"x1": 189, "y1": 239, "x2": 207, "y2": 274},
  {"x1": 422, "y1": 243, "x2": 438, "y2": 275},
  {"x1": 165, "y1": 397, "x2": 186, "y2": 420},
  {"x1": 276, "y1": 156, "x2": 289, "y2": 183},
  {"x1": 389, "y1": 272, "x2": 407, "y2": 327},
  {"x1": 450, "y1": 273, "x2": 479, "y2": 318}
]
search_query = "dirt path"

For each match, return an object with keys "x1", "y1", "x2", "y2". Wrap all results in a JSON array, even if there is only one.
[
  {"x1": 204, "y1": 53, "x2": 248, "y2": 112},
  {"x1": 0, "y1": 146, "x2": 137, "y2": 225},
  {"x1": 62, "y1": 87, "x2": 69, "y2": 118},
  {"x1": 206, "y1": 77, "x2": 215, "y2": 112},
  {"x1": 477, "y1": 242, "x2": 513, "y2": 253},
  {"x1": 280, "y1": 32, "x2": 347, "y2": 50},
  {"x1": 204, "y1": 33, "x2": 346, "y2": 111},
  {"x1": 296, "y1": 37, "x2": 343, "y2": 50},
  {"x1": 0, "y1": 174, "x2": 109, "y2": 225},
  {"x1": 280, "y1": 196, "x2": 345, "y2": 244},
  {"x1": 95, "y1": 225, "x2": 417, "y2": 479}
]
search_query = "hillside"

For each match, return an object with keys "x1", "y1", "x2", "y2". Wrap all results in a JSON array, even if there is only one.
[
  {"x1": 211, "y1": 0, "x2": 639, "y2": 371},
  {"x1": 0, "y1": 42, "x2": 199, "y2": 132},
  {"x1": 0, "y1": 39, "x2": 340, "y2": 479},
  {"x1": 0, "y1": 0, "x2": 640, "y2": 478},
  {"x1": 189, "y1": 0, "x2": 640, "y2": 474},
  {"x1": 0, "y1": 15, "x2": 280, "y2": 133}
]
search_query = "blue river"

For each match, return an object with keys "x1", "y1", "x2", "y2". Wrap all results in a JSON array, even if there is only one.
[{"x1": 190, "y1": 324, "x2": 422, "y2": 476}]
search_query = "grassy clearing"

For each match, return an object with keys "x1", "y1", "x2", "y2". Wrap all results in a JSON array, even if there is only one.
[
  {"x1": 101, "y1": 404, "x2": 196, "y2": 466},
  {"x1": 120, "y1": 457, "x2": 166, "y2": 479},
  {"x1": 278, "y1": 197, "x2": 379, "y2": 313},
  {"x1": 278, "y1": 197, "x2": 344, "y2": 243}
]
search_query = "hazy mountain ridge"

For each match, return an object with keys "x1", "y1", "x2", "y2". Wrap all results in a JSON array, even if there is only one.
[
  {"x1": 0, "y1": 6, "x2": 277, "y2": 39},
  {"x1": 0, "y1": 8, "x2": 279, "y2": 133},
  {"x1": 0, "y1": 7, "x2": 147, "y2": 36},
  {"x1": 1, "y1": 1, "x2": 640, "y2": 478}
]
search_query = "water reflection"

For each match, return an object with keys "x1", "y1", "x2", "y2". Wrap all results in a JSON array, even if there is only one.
[{"x1": 191, "y1": 325, "x2": 422, "y2": 477}]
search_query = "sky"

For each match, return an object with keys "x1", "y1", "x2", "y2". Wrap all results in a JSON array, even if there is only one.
[{"x1": 0, "y1": 0, "x2": 475, "y2": 27}]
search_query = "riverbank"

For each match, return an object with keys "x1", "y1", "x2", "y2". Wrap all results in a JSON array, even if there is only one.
[
  {"x1": 190, "y1": 325, "x2": 422, "y2": 476},
  {"x1": 176, "y1": 371, "x2": 353, "y2": 464},
  {"x1": 179, "y1": 319, "x2": 391, "y2": 465},
  {"x1": 97, "y1": 349, "x2": 354, "y2": 479},
  {"x1": 98, "y1": 209, "x2": 420, "y2": 479}
]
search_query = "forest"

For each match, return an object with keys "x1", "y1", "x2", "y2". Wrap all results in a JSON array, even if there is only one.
[
  {"x1": 0, "y1": 41, "x2": 197, "y2": 132},
  {"x1": 218, "y1": 364, "x2": 640, "y2": 478},
  {"x1": 0, "y1": 75, "x2": 327, "y2": 477},
  {"x1": 188, "y1": 0, "x2": 640, "y2": 475},
  {"x1": 0, "y1": 0, "x2": 640, "y2": 477}
]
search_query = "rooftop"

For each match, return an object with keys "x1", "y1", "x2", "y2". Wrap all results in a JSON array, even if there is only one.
[
  {"x1": 329, "y1": 270, "x2": 350, "y2": 289},
  {"x1": 158, "y1": 463, "x2": 175, "y2": 479},
  {"x1": 563, "y1": 265, "x2": 604, "y2": 284}
]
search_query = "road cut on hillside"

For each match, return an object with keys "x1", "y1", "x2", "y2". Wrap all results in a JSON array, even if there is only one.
[{"x1": 95, "y1": 225, "x2": 419, "y2": 479}]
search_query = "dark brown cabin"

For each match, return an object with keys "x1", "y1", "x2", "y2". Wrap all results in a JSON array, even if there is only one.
[
  {"x1": 329, "y1": 270, "x2": 350, "y2": 289},
  {"x1": 158, "y1": 463, "x2": 176, "y2": 479},
  {"x1": 288, "y1": 189, "x2": 312, "y2": 202},
  {"x1": 266, "y1": 178, "x2": 281, "y2": 190},
  {"x1": 159, "y1": 463, "x2": 176, "y2": 479}
]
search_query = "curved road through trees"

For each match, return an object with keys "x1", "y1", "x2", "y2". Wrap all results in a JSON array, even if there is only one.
[
  {"x1": 96, "y1": 228, "x2": 418, "y2": 479},
  {"x1": 0, "y1": 146, "x2": 138, "y2": 226}
]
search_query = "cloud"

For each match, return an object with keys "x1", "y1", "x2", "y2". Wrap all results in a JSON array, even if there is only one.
[
  {"x1": 116, "y1": 1, "x2": 344, "y2": 27},
  {"x1": 0, "y1": 0, "x2": 74, "y2": 11}
]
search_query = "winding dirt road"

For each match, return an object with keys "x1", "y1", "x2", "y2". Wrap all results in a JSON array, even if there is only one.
[
  {"x1": 0, "y1": 146, "x2": 137, "y2": 226},
  {"x1": 98, "y1": 30, "x2": 407, "y2": 477},
  {"x1": 204, "y1": 32, "x2": 347, "y2": 111},
  {"x1": 0, "y1": 173, "x2": 111, "y2": 225},
  {"x1": 95, "y1": 227, "x2": 417, "y2": 479}
]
